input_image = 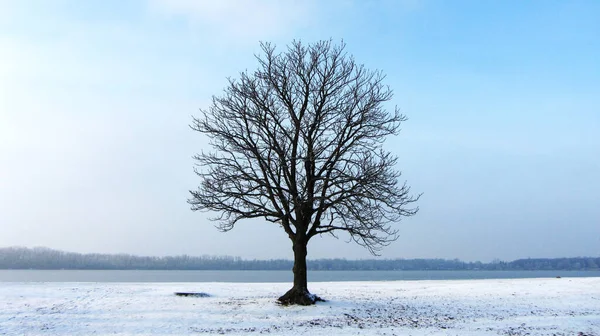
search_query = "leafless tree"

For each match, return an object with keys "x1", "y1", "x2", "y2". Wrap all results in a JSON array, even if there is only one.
[{"x1": 189, "y1": 40, "x2": 420, "y2": 305}]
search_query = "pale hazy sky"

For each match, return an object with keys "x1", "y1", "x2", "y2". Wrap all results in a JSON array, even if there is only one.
[{"x1": 1, "y1": 0, "x2": 599, "y2": 261}]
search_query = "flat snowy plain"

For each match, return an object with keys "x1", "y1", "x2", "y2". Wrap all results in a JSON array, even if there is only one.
[{"x1": 1, "y1": 278, "x2": 598, "y2": 335}]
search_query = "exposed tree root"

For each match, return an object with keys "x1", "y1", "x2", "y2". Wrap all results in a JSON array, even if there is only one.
[{"x1": 277, "y1": 287, "x2": 325, "y2": 306}]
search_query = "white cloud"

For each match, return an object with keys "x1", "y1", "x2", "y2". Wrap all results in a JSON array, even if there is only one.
[{"x1": 147, "y1": 0, "x2": 315, "y2": 42}]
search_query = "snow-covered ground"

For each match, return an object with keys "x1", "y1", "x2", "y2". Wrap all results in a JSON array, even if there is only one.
[{"x1": 1, "y1": 278, "x2": 598, "y2": 335}]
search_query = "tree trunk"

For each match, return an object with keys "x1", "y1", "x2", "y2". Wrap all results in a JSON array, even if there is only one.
[{"x1": 277, "y1": 240, "x2": 323, "y2": 305}]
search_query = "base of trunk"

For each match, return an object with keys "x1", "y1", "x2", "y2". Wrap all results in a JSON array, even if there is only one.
[{"x1": 277, "y1": 287, "x2": 325, "y2": 306}]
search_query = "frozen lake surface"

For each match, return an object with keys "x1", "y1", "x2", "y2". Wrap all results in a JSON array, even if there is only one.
[
  {"x1": 1, "y1": 278, "x2": 598, "y2": 335},
  {"x1": 2, "y1": 269, "x2": 599, "y2": 282}
]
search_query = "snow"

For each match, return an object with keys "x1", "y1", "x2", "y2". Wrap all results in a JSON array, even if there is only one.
[{"x1": 1, "y1": 278, "x2": 599, "y2": 335}]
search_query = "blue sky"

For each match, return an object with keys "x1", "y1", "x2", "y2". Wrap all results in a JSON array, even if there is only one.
[{"x1": 1, "y1": 0, "x2": 598, "y2": 261}]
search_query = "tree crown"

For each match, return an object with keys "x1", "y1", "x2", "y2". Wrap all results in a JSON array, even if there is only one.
[{"x1": 190, "y1": 40, "x2": 419, "y2": 254}]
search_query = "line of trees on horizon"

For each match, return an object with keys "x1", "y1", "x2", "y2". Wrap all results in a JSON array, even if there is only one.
[{"x1": 1, "y1": 246, "x2": 598, "y2": 271}]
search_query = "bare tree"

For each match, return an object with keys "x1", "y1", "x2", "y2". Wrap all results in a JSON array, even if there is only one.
[{"x1": 189, "y1": 40, "x2": 420, "y2": 305}]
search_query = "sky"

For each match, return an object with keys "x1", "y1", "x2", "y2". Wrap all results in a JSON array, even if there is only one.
[{"x1": 1, "y1": 0, "x2": 598, "y2": 262}]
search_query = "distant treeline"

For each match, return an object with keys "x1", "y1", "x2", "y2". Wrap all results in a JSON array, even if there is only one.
[{"x1": 1, "y1": 247, "x2": 599, "y2": 271}]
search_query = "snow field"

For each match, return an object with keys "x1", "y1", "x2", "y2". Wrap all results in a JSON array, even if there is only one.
[{"x1": 1, "y1": 277, "x2": 599, "y2": 335}]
